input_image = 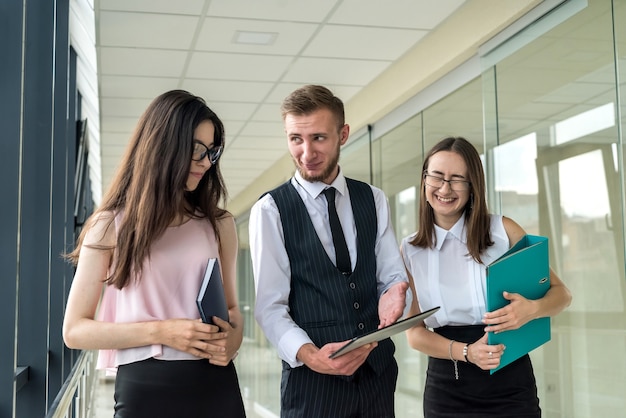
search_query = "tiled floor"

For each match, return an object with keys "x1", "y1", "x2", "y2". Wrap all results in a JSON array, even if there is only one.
[
  {"x1": 91, "y1": 375, "x2": 115, "y2": 418},
  {"x1": 89, "y1": 339, "x2": 423, "y2": 418}
]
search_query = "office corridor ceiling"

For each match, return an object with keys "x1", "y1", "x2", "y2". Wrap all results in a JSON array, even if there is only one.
[{"x1": 94, "y1": 0, "x2": 537, "y2": 210}]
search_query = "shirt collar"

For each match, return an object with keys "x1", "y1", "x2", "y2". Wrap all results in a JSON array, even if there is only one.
[
  {"x1": 433, "y1": 214, "x2": 468, "y2": 250},
  {"x1": 294, "y1": 168, "x2": 347, "y2": 199}
]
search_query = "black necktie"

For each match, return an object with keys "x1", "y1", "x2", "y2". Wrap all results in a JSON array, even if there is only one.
[{"x1": 322, "y1": 187, "x2": 351, "y2": 275}]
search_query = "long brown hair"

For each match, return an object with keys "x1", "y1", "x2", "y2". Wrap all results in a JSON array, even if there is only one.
[
  {"x1": 410, "y1": 136, "x2": 493, "y2": 263},
  {"x1": 66, "y1": 90, "x2": 228, "y2": 288}
]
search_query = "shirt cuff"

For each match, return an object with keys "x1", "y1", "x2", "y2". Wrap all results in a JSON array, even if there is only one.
[
  {"x1": 278, "y1": 327, "x2": 313, "y2": 368},
  {"x1": 403, "y1": 286, "x2": 414, "y2": 318}
]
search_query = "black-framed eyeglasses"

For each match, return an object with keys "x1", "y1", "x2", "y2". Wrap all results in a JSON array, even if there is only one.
[
  {"x1": 424, "y1": 173, "x2": 470, "y2": 191},
  {"x1": 192, "y1": 141, "x2": 223, "y2": 164}
]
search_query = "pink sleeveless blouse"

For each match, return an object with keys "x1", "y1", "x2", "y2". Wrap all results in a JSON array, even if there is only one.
[{"x1": 96, "y1": 214, "x2": 219, "y2": 374}]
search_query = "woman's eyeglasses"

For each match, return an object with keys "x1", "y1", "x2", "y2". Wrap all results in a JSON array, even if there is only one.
[
  {"x1": 192, "y1": 141, "x2": 223, "y2": 164},
  {"x1": 424, "y1": 173, "x2": 470, "y2": 191}
]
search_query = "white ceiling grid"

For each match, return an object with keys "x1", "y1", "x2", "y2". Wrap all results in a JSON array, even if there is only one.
[{"x1": 96, "y1": 0, "x2": 467, "y2": 200}]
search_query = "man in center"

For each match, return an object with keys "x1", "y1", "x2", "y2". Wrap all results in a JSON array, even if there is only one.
[{"x1": 250, "y1": 84, "x2": 411, "y2": 417}]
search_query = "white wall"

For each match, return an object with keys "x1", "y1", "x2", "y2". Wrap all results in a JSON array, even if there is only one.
[{"x1": 70, "y1": 0, "x2": 102, "y2": 205}]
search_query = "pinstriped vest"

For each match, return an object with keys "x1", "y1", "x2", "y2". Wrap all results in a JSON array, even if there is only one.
[{"x1": 269, "y1": 178, "x2": 394, "y2": 375}]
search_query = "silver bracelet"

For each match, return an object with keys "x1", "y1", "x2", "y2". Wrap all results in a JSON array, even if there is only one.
[{"x1": 449, "y1": 339, "x2": 459, "y2": 380}]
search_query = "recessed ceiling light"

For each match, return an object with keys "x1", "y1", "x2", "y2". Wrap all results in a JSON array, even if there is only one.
[{"x1": 233, "y1": 31, "x2": 277, "y2": 45}]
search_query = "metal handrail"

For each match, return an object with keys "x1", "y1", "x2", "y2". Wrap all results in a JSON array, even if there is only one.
[{"x1": 45, "y1": 350, "x2": 97, "y2": 418}]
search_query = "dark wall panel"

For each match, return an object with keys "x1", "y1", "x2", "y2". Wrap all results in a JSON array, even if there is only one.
[{"x1": 0, "y1": 0, "x2": 25, "y2": 416}]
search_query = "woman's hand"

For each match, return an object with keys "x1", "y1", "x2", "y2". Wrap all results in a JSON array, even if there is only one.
[
  {"x1": 205, "y1": 316, "x2": 242, "y2": 366},
  {"x1": 466, "y1": 333, "x2": 505, "y2": 371},
  {"x1": 158, "y1": 318, "x2": 227, "y2": 361},
  {"x1": 483, "y1": 291, "x2": 538, "y2": 333}
]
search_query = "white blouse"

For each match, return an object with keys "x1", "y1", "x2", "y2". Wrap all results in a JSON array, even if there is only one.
[{"x1": 400, "y1": 214, "x2": 509, "y2": 328}]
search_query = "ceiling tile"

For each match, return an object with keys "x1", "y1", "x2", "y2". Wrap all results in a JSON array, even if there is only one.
[
  {"x1": 237, "y1": 121, "x2": 284, "y2": 138},
  {"x1": 265, "y1": 83, "x2": 312, "y2": 103},
  {"x1": 99, "y1": 0, "x2": 205, "y2": 15},
  {"x1": 330, "y1": 0, "x2": 466, "y2": 29},
  {"x1": 100, "y1": 142, "x2": 127, "y2": 157},
  {"x1": 220, "y1": 168, "x2": 270, "y2": 180},
  {"x1": 266, "y1": 83, "x2": 361, "y2": 104},
  {"x1": 282, "y1": 57, "x2": 391, "y2": 86},
  {"x1": 181, "y1": 79, "x2": 275, "y2": 103},
  {"x1": 223, "y1": 121, "x2": 246, "y2": 139},
  {"x1": 100, "y1": 97, "x2": 153, "y2": 118},
  {"x1": 222, "y1": 147, "x2": 286, "y2": 160},
  {"x1": 100, "y1": 75, "x2": 181, "y2": 98},
  {"x1": 93, "y1": 0, "x2": 517, "y2": 211},
  {"x1": 304, "y1": 25, "x2": 428, "y2": 60},
  {"x1": 221, "y1": 157, "x2": 283, "y2": 170},
  {"x1": 99, "y1": 47, "x2": 188, "y2": 77},
  {"x1": 251, "y1": 103, "x2": 282, "y2": 122},
  {"x1": 186, "y1": 51, "x2": 293, "y2": 81},
  {"x1": 101, "y1": 116, "x2": 141, "y2": 133},
  {"x1": 195, "y1": 18, "x2": 318, "y2": 55},
  {"x1": 99, "y1": 11, "x2": 199, "y2": 49},
  {"x1": 230, "y1": 135, "x2": 286, "y2": 153},
  {"x1": 207, "y1": 0, "x2": 339, "y2": 22},
  {"x1": 209, "y1": 102, "x2": 259, "y2": 122}
]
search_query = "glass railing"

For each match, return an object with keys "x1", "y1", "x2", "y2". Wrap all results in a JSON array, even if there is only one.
[{"x1": 45, "y1": 351, "x2": 97, "y2": 418}]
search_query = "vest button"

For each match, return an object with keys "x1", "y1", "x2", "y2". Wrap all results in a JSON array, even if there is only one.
[
  {"x1": 349, "y1": 282, "x2": 356, "y2": 289},
  {"x1": 358, "y1": 322, "x2": 365, "y2": 330},
  {"x1": 353, "y1": 302, "x2": 360, "y2": 309}
]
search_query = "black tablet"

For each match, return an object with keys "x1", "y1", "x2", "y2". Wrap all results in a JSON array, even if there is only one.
[{"x1": 329, "y1": 306, "x2": 440, "y2": 359}]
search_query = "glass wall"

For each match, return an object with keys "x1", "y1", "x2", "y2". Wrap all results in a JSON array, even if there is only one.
[
  {"x1": 369, "y1": 77, "x2": 485, "y2": 414},
  {"x1": 235, "y1": 216, "x2": 282, "y2": 415},
  {"x1": 236, "y1": 1, "x2": 626, "y2": 416},
  {"x1": 340, "y1": 129, "x2": 373, "y2": 184},
  {"x1": 372, "y1": 114, "x2": 424, "y2": 414},
  {"x1": 483, "y1": 1, "x2": 625, "y2": 416}
]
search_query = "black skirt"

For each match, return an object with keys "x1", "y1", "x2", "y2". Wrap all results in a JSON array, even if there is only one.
[
  {"x1": 114, "y1": 358, "x2": 246, "y2": 418},
  {"x1": 424, "y1": 325, "x2": 541, "y2": 418}
]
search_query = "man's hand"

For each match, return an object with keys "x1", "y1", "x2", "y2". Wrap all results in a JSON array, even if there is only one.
[
  {"x1": 296, "y1": 342, "x2": 377, "y2": 376},
  {"x1": 378, "y1": 282, "x2": 409, "y2": 328}
]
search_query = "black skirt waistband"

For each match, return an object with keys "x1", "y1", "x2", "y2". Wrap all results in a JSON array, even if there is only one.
[{"x1": 433, "y1": 325, "x2": 485, "y2": 343}]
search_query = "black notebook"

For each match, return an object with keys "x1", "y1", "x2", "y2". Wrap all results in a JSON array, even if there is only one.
[{"x1": 196, "y1": 258, "x2": 229, "y2": 325}]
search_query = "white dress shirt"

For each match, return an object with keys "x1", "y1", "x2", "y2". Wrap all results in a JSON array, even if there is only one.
[
  {"x1": 400, "y1": 214, "x2": 509, "y2": 328},
  {"x1": 249, "y1": 169, "x2": 411, "y2": 367}
]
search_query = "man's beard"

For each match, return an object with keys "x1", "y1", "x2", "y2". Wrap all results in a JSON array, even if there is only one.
[{"x1": 294, "y1": 148, "x2": 340, "y2": 183}]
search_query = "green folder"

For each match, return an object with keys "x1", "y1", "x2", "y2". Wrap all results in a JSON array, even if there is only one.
[{"x1": 486, "y1": 234, "x2": 551, "y2": 374}]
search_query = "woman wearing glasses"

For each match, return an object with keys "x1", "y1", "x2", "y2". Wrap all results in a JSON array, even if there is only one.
[
  {"x1": 63, "y1": 90, "x2": 246, "y2": 417},
  {"x1": 401, "y1": 137, "x2": 571, "y2": 417}
]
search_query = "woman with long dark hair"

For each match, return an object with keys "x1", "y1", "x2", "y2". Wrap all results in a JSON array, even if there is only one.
[{"x1": 63, "y1": 90, "x2": 246, "y2": 417}]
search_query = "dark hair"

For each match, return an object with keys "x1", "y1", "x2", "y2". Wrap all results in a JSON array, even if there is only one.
[
  {"x1": 66, "y1": 90, "x2": 228, "y2": 288},
  {"x1": 410, "y1": 136, "x2": 493, "y2": 263},
  {"x1": 280, "y1": 85, "x2": 345, "y2": 129}
]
